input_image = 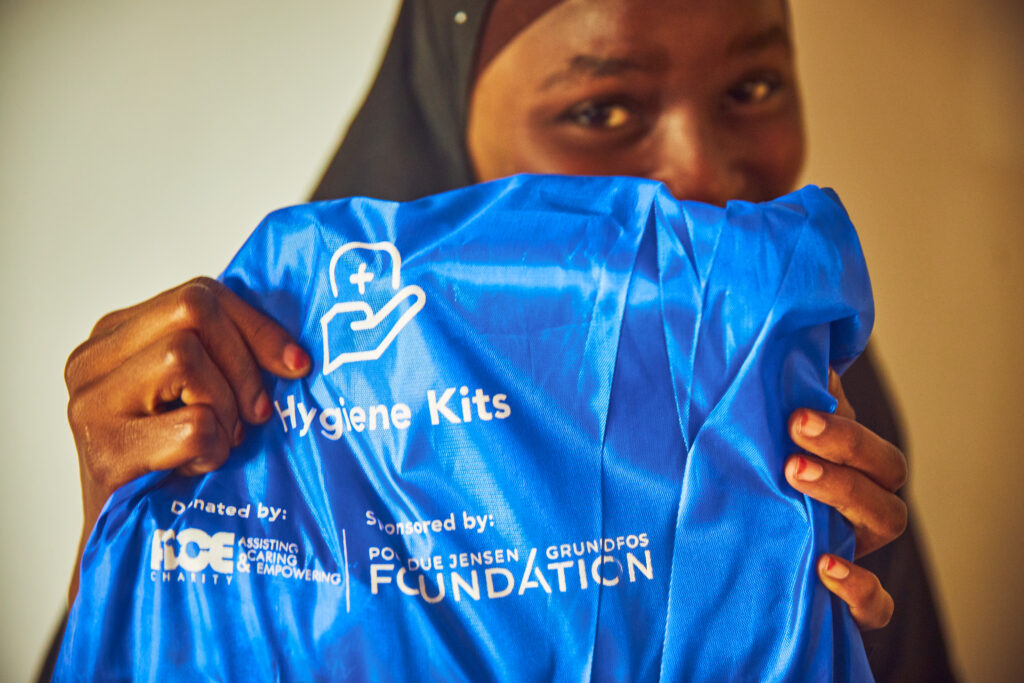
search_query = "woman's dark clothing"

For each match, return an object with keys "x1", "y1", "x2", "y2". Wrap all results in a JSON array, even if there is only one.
[{"x1": 38, "y1": 1, "x2": 956, "y2": 680}]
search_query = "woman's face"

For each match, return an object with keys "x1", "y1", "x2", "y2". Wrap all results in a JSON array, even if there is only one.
[{"x1": 467, "y1": 0, "x2": 804, "y2": 205}]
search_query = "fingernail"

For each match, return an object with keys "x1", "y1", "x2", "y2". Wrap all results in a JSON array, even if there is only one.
[
  {"x1": 283, "y1": 343, "x2": 309, "y2": 372},
  {"x1": 800, "y1": 410, "x2": 826, "y2": 438},
  {"x1": 794, "y1": 456, "x2": 823, "y2": 482},
  {"x1": 233, "y1": 421, "x2": 245, "y2": 446},
  {"x1": 254, "y1": 392, "x2": 272, "y2": 421},
  {"x1": 822, "y1": 555, "x2": 850, "y2": 580}
]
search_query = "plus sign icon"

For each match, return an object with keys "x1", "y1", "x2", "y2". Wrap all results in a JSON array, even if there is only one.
[{"x1": 319, "y1": 242, "x2": 426, "y2": 376}]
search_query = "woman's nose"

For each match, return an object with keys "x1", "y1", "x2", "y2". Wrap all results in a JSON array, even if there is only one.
[{"x1": 648, "y1": 111, "x2": 743, "y2": 206}]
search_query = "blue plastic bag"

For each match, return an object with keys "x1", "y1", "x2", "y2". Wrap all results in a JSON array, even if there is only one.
[{"x1": 57, "y1": 175, "x2": 874, "y2": 681}]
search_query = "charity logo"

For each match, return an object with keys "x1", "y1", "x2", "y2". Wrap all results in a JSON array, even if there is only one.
[
  {"x1": 320, "y1": 242, "x2": 426, "y2": 376},
  {"x1": 151, "y1": 528, "x2": 235, "y2": 574}
]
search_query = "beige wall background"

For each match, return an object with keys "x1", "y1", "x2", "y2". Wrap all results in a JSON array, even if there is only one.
[
  {"x1": 1, "y1": 0, "x2": 1020, "y2": 680},
  {"x1": 792, "y1": 1, "x2": 1024, "y2": 680}
]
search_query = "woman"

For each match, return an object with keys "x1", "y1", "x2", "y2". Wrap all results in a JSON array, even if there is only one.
[{"x1": 55, "y1": 0, "x2": 954, "y2": 679}]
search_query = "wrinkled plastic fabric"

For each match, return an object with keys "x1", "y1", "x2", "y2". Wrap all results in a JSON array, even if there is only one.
[{"x1": 57, "y1": 176, "x2": 874, "y2": 682}]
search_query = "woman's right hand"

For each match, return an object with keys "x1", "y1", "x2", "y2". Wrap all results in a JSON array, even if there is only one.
[{"x1": 64, "y1": 277, "x2": 311, "y2": 601}]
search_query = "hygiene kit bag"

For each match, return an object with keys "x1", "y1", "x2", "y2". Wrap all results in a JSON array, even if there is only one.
[{"x1": 58, "y1": 175, "x2": 874, "y2": 681}]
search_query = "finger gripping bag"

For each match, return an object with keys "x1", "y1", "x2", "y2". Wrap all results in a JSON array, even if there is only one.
[{"x1": 57, "y1": 175, "x2": 874, "y2": 682}]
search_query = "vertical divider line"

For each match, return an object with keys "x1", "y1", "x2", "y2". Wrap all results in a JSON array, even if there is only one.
[{"x1": 343, "y1": 528, "x2": 350, "y2": 613}]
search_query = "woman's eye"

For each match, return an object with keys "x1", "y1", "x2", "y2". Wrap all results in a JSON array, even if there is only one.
[
  {"x1": 727, "y1": 74, "x2": 783, "y2": 107},
  {"x1": 563, "y1": 100, "x2": 634, "y2": 130}
]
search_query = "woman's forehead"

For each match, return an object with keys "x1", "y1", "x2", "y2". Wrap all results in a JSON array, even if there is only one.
[
  {"x1": 477, "y1": 0, "x2": 792, "y2": 96},
  {"x1": 509, "y1": 0, "x2": 790, "y2": 61}
]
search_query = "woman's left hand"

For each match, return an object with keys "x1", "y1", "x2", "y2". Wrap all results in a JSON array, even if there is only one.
[{"x1": 785, "y1": 368, "x2": 908, "y2": 631}]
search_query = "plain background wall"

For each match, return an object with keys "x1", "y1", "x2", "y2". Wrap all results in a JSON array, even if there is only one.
[
  {"x1": 792, "y1": 2, "x2": 1024, "y2": 681},
  {"x1": 1, "y1": 1, "x2": 1021, "y2": 680}
]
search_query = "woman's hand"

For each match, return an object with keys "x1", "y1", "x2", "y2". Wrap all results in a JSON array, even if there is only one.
[
  {"x1": 64, "y1": 277, "x2": 312, "y2": 602},
  {"x1": 785, "y1": 368, "x2": 908, "y2": 630}
]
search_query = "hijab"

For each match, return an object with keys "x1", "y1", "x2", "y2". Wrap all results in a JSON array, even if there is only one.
[{"x1": 310, "y1": 0, "x2": 561, "y2": 203}]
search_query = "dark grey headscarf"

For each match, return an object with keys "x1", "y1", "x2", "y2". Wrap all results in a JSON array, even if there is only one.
[
  {"x1": 310, "y1": 0, "x2": 486, "y2": 202},
  {"x1": 310, "y1": 0, "x2": 562, "y2": 202}
]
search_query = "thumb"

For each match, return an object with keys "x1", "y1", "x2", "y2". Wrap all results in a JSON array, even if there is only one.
[{"x1": 215, "y1": 283, "x2": 311, "y2": 378}]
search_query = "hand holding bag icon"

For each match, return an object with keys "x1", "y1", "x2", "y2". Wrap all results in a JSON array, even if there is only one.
[{"x1": 320, "y1": 242, "x2": 425, "y2": 375}]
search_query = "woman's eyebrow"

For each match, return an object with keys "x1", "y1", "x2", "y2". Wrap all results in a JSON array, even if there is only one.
[
  {"x1": 725, "y1": 24, "x2": 792, "y2": 56},
  {"x1": 539, "y1": 55, "x2": 657, "y2": 90}
]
